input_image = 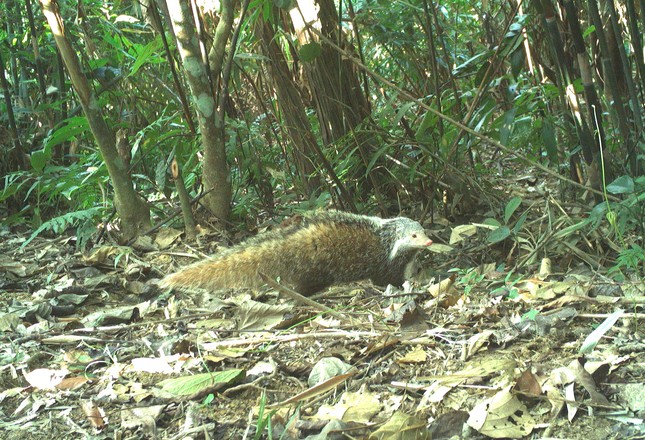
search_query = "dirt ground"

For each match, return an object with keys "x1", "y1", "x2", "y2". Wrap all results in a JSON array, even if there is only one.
[{"x1": 0, "y1": 220, "x2": 643, "y2": 439}]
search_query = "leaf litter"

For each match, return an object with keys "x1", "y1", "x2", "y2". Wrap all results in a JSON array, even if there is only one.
[{"x1": 0, "y1": 204, "x2": 643, "y2": 439}]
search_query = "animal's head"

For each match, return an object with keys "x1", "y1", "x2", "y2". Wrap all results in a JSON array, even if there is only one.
[{"x1": 385, "y1": 218, "x2": 433, "y2": 259}]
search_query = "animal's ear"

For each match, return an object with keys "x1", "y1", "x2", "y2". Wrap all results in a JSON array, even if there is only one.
[{"x1": 280, "y1": 214, "x2": 304, "y2": 228}]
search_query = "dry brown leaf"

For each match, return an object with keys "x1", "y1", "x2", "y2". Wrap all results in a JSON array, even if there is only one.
[
  {"x1": 514, "y1": 368, "x2": 542, "y2": 395},
  {"x1": 463, "y1": 330, "x2": 494, "y2": 360},
  {"x1": 370, "y1": 411, "x2": 431, "y2": 440},
  {"x1": 57, "y1": 376, "x2": 91, "y2": 391},
  {"x1": 450, "y1": 224, "x2": 477, "y2": 244},
  {"x1": 397, "y1": 347, "x2": 427, "y2": 364},
  {"x1": 426, "y1": 275, "x2": 455, "y2": 298},
  {"x1": 120, "y1": 405, "x2": 165, "y2": 435},
  {"x1": 364, "y1": 335, "x2": 400, "y2": 356},
  {"x1": 83, "y1": 245, "x2": 120, "y2": 264},
  {"x1": 80, "y1": 400, "x2": 106, "y2": 430},
  {"x1": 23, "y1": 368, "x2": 69, "y2": 390},
  {"x1": 314, "y1": 388, "x2": 382, "y2": 423},
  {"x1": 467, "y1": 385, "x2": 535, "y2": 438},
  {"x1": 154, "y1": 227, "x2": 183, "y2": 249}
]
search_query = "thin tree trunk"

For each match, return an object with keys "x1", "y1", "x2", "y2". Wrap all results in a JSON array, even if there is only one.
[
  {"x1": 40, "y1": 0, "x2": 150, "y2": 240},
  {"x1": 290, "y1": 0, "x2": 370, "y2": 144},
  {"x1": 289, "y1": 0, "x2": 390, "y2": 205},
  {"x1": 256, "y1": 20, "x2": 323, "y2": 198},
  {"x1": 165, "y1": 0, "x2": 233, "y2": 224},
  {"x1": 0, "y1": 49, "x2": 27, "y2": 171}
]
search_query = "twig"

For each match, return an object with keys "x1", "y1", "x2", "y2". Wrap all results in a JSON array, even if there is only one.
[
  {"x1": 200, "y1": 331, "x2": 381, "y2": 350},
  {"x1": 167, "y1": 423, "x2": 216, "y2": 440},
  {"x1": 578, "y1": 313, "x2": 645, "y2": 319},
  {"x1": 258, "y1": 273, "x2": 349, "y2": 322}
]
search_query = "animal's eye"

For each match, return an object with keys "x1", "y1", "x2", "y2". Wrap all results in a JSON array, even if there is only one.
[{"x1": 412, "y1": 234, "x2": 417, "y2": 238}]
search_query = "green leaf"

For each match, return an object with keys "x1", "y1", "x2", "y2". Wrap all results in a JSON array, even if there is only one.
[
  {"x1": 488, "y1": 226, "x2": 511, "y2": 243},
  {"x1": 454, "y1": 51, "x2": 490, "y2": 76},
  {"x1": 43, "y1": 117, "x2": 90, "y2": 154},
  {"x1": 490, "y1": 287, "x2": 508, "y2": 296},
  {"x1": 158, "y1": 369, "x2": 244, "y2": 396},
  {"x1": 507, "y1": 287, "x2": 520, "y2": 299},
  {"x1": 510, "y1": 47, "x2": 524, "y2": 78},
  {"x1": 483, "y1": 217, "x2": 502, "y2": 227},
  {"x1": 606, "y1": 175, "x2": 634, "y2": 194},
  {"x1": 30, "y1": 150, "x2": 49, "y2": 173},
  {"x1": 365, "y1": 143, "x2": 392, "y2": 175},
  {"x1": 634, "y1": 176, "x2": 645, "y2": 188},
  {"x1": 128, "y1": 37, "x2": 163, "y2": 77},
  {"x1": 472, "y1": 101, "x2": 496, "y2": 132},
  {"x1": 499, "y1": 108, "x2": 517, "y2": 146},
  {"x1": 20, "y1": 208, "x2": 101, "y2": 249},
  {"x1": 299, "y1": 42, "x2": 321, "y2": 62},
  {"x1": 541, "y1": 118, "x2": 558, "y2": 162},
  {"x1": 394, "y1": 101, "x2": 417, "y2": 127},
  {"x1": 553, "y1": 218, "x2": 591, "y2": 239},
  {"x1": 521, "y1": 309, "x2": 539, "y2": 321},
  {"x1": 155, "y1": 159, "x2": 168, "y2": 190},
  {"x1": 583, "y1": 25, "x2": 596, "y2": 38},
  {"x1": 506, "y1": 22, "x2": 523, "y2": 36},
  {"x1": 415, "y1": 109, "x2": 437, "y2": 142},
  {"x1": 504, "y1": 196, "x2": 522, "y2": 224},
  {"x1": 512, "y1": 212, "x2": 528, "y2": 234},
  {"x1": 0, "y1": 172, "x2": 27, "y2": 202},
  {"x1": 274, "y1": 0, "x2": 296, "y2": 9}
]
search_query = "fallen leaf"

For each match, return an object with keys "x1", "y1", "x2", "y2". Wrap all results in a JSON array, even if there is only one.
[
  {"x1": 397, "y1": 347, "x2": 427, "y2": 364},
  {"x1": 467, "y1": 385, "x2": 535, "y2": 438},
  {"x1": 314, "y1": 387, "x2": 382, "y2": 423},
  {"x1": 463, "y1": 330, "x2": 493, "y2": 360},
  {"x1": 57, "y1": 376, "x2": 91, "y2": 391},
  {"x1": 157, "y1": 369, "x2": 244, "y2": 397},
  {"x1": 515, "y1": 368, "x2": 542, "y2": 395},
  {"x1": 23, "y1": 368, "x2": 69, "y2": 390},
  {"x1": 155, "y1": 228, "x2": 183, "y2": 249},
  {"x1": 370, "y1": 411, "x2": 430, "y2": 440},
  {"x1": 121, "y1": 404, "x2": 165, "y2": 435},
  {"x1": 579, "y1": 308, "x2": 623, "y2": 354},
  {"x1": 274, "y1": 371, "x2": 356, "y2": 407},
  {"x1": 81, "y1": 400, "x2": 106, "y2": 429},
  {"x1": 450, "y1": 224, "x2": 477, "y2": 245},
  {"x1": 309, "y1": 357, "x2": 357, "y2": 387},
  {"x1": 236, "y1": 299, "x2": 292, "y2": 331}
]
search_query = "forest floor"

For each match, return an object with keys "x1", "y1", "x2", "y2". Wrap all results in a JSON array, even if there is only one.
[{"x1": 0, "y1": 187, "x2": 643, "y2": 439}]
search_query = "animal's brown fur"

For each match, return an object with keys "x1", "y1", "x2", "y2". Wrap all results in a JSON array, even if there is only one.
[{"x1": 160, "y1": 210, "x2": 432, "y2": 295}]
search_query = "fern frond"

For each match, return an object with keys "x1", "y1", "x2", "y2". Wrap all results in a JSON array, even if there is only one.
[{"x1": 20, "y1": 208, "x2": 102, "y2": 249}]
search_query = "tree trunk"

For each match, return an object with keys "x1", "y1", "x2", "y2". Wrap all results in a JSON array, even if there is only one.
[
  {"x1": 290, "y1": 0, "x2": 392, "y2": 203},
  {"x1": 290, "y1": 0, "x2": 370, "y2": 144},
  {"x1": 40, "y1": 0, "x2": 150, "y2": 241},
  {"x1": 256, "y1": 20, "x2": 323, "y2": 197},
  {"x1": 165, "y1": 0, "x2": 233, "y2": 223}
]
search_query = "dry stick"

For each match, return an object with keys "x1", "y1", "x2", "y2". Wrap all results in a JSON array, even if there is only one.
[
  {"x1": 578, "y1": 313, "x2": 645, "y2": 319},
  {"x1": 200, "y1": 331, "x2": 380, "y2": 350},
  {"x1": 306, "y1": 25, "x2": 618, "y2": 203},
  {"x1": 36, "y1": 325, "x2": 380, "y2": 349},
  {"x1": 168, "y1": 424, "x2": 216, "y2": 440},
  {"x1": 127, "y1": 188, "x2": 216, "y2": 246},
  {"x1": 540, "y1": 295, "x2": 645, "y2": 311},
  {"x1": 6, "y1": 310, "x2": 226, "y2": 345},
  {"x1": 258, "y1": 272, "x2": 348, "y2": 322},
  {"x1": 222, "y1": 368, "x2": 278, "y2": 397}
]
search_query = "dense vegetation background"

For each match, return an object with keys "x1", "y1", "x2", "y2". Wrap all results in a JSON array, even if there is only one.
[
  {"x1": 0, "y1": 1, "x2": 643, "y2": 438},
  {"x1": 1, "y1": 0, "x2": 643, "y2": 276}
]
